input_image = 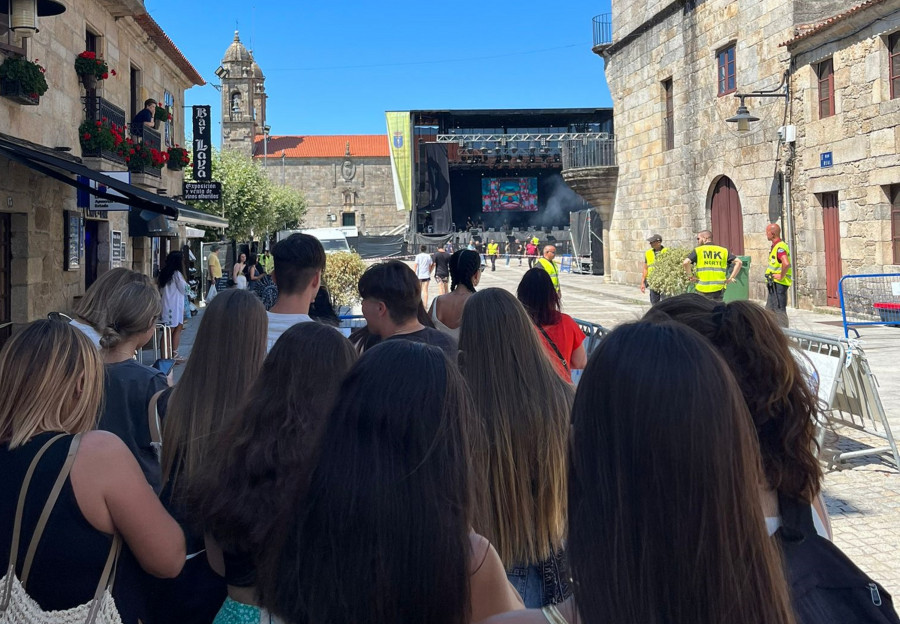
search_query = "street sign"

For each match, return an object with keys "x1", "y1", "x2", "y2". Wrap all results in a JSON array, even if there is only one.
[
  {"x1": 192, "y1": 105, "x2": 212, "y2": 180},
  {"x1": 820, "y1": 152, "x2": 833, "y2": 168},
  {"x1": 184, "y1": 181, "x2": 222, "y2": 201}
]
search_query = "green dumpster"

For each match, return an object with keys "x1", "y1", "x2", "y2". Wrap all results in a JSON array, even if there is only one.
[{"x1": 723, "y1": 255, "x2": 751, "y2": 303}]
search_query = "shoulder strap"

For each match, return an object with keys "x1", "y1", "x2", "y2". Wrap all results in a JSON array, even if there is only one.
[
  {"x1": 148, "y1": 388, "x2": 166, "y2": 447},
  {"x1": 85, "y1": 534, "x2": 122, "y2": 623},
  {"x1": 5, "y1": 433, "x2": 66, "y2": 581},
  {"x1": 537, "y1": 324, "x2": 569, "y2": 372},
  {"x1": 20, "y1": 434, "x2": 82, "y2": 586}
]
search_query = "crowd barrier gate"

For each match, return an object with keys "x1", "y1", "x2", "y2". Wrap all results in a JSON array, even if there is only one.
[
  {"x1": 573, "y1": 318, "x2": 610, "y2": 357},
  {"x1": 838, "y1": 273, "x2": 900, "y2": 338},
  {"x1": 786, "y1": 329, "x2": 899, "y2": 470}
]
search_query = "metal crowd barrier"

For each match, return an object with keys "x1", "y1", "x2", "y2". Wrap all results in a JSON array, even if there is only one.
[
  {"x1": 786, "y1": 328, "x2": 899, "y2": 470},
  {"x1": 838, "y1": 273, "x2": 900, "y2": 338},
  {"x1": 573, "y1": 318, "x2": 610, "y2": 357}
]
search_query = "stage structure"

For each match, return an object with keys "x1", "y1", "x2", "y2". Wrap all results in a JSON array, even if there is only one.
[{"x1": 390, "y1": 109, "x2": 615, "y2": 252}]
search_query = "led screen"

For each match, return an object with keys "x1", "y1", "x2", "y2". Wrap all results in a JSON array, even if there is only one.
[{"x1": 481, "y1": 177, "x2": 538, "y2": 212}]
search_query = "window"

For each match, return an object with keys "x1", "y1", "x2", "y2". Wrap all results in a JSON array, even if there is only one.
[
  {"x1": 817, "y1": 58, "x2": 835, "y2": 119},
  {"x1": 342, "y1": 212, "x2": 356, "y2": 227},
  {"x1": 890, "y1": 33, "x2": 900, "y2": 100},
  {"x1": 164, "y1": 91, "x2": 174, "y2": 146},
  {"x1": 662, "y1": 78, "x2": 674, "y2": 151},
  {"x1": 130, "y1": 66, "x2": 141, "y2": 122},
  {"x1": 891, "y1": 185, "x2": 900, "y2": 264},
  {"x1": 717, "y1": 46, "x2": 736, "y2": 96},
  {"x1": 85, "y1": 30, "x2": 99, "y2": 100}
]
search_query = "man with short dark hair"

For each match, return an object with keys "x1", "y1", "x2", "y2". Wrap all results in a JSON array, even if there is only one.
[
  {"x1": 131, "y1": 98, "x2": 157, "y2": 137},
  {"x1": 432, "y1": 244, "x2": 451, "y2": 296},
  {"x1": 413, "y1": 245, "x2": 434, "y2": 305},
  {"x1": 266, "y1": 233, "x2": 327, "y2": 351},
  {"x1": 359, "y1": 260, "x2": 456, "y2": 357}
]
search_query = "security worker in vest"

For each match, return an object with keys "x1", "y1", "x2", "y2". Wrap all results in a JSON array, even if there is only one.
[
  {"x1": 640, "y1": 233, "x2": 667, "y2": 305},
  {"x1": 486, "y1": 239, "x2": 500, "y2": 272},
  {"x1": 765, "y1": 223, "x2": 792, "y2": 328},
  {"x1": 537, "y1": 245, "x2": 561, "y2": 295},
  {"x1": 683, "y1": 230, "x2": 742, "y2": 301}
]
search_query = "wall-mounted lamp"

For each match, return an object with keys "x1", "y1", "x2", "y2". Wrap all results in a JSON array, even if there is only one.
[
  {"x1": 725, "y1": 70, "x2": 790, "y2": 132},
  {"x1": 1, "y1": 0, "x2": 66, "y2": 35}
]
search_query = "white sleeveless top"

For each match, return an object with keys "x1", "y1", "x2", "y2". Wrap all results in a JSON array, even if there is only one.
[{"x1": 431, "y1": 300, "x2": 460, "y2": 341}]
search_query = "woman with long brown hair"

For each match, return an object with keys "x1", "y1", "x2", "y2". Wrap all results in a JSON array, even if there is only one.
[
  {"x1": 645, "y1": 295, "x2": 830, "y2": 538},
  {"x1": 145, "y1": 289, "x2": 268, "y2": 623},
  {"x1": 428, "y1": 248, "x2": 482, "y2": 340},
  {"x1": 481, "y1": 322, "x2": 796, "y2": 624},
  {"x1": 194, "y1": 322, "x2": 358, "y2": 624},
  {"x1": 459, "y1": 288, "x2": 574, "y2": 608},
  {"x1": 0, "y1": 321, "x2": 185, "y2": 622}
]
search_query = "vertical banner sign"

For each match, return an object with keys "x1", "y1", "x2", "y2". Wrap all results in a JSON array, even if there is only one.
[
  {"x1": 386, "y1": 111, "x2": 412, "y2": 212},
  {"x1": 192, "y1": 105, "x2": 212, "y2": 180}
]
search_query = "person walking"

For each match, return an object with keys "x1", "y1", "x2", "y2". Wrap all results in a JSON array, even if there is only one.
[
  {"x1": 765, "y1": 223, "x2": 792, "y2": 328},
  {"x1": 432, "y1": 244, "x2": 452, "y2": 296},
  {"x1": 487, "y1": 239, "x2": 499, "y2": 272},
  {"x1": 413, "y1": 245, "x2": 434, "y2": 305},
  {"x1": 525, "y1": 240, "x2": 538, "y2": 269},
  {"x1": 536, "y1": 245, "x2": 560, "y2": 295},
  {"x1": 683, "y1": 229, "x2": 742, "y2": 301},
  {"x1": 515, "y1": 239, "x2": 524, "y2": 266},
  {"x1": 640, "y1": 233, "x2": 667, "y2": 305},
  {"x1": 504, "y1": 240, "x2": 511, "y2": 266},
  {"x1": 232, "y1": 252, "x2": 248, "y2": 290},
  {"x1": 207, "y1": 244, "x2": 222, "y2": 302}
]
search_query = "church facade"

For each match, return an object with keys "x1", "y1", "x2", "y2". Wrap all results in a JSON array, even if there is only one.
[{"x1": 218, "y1": 33, "x2": 404, "y2": 235}]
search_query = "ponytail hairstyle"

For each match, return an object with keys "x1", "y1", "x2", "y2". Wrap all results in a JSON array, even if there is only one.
[
  {"x1": 449, "y1": 249, "x2": 480, "y2": 293},
  {"x1": 99, "y1": 281, "x2": 161, "y2": 350},
  {"x1": 71, "y1": 268, "x2": 148, "y2": 332}
]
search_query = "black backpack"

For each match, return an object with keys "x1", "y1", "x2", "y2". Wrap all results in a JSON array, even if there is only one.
[{"x1": 777, "y1": 494, "x2": 899, "y2": 624}]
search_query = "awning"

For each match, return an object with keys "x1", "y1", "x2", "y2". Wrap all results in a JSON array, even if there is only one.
[{"x1": 0, "y1": 132, "x2": 228, "y2": 229}]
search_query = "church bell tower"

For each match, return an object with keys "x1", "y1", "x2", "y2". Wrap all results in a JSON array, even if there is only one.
[{"x1": 219, "y1": 31, "x2": 267, "y2": 156}]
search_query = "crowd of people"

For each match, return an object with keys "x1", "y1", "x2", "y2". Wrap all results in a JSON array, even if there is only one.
[{"x1": 1, "y1": 232, "x2": 897, "y2": 624}]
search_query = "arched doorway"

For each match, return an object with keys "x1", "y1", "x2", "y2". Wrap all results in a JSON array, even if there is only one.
[{"x1": 710, "y1": 176, "x2": 744, "y2": 255}]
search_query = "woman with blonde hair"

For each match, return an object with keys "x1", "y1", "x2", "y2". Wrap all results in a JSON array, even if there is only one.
[
  {"x1": 143, "y1": 289, "x2": 268, "y2": 623},
  {"x1": 99, "y1": 280, "x2": 168, "y2": 492},
  {"x1": 0, "y1": 321, "x2": 185, "y2": 621},
  {"x1": 69, "y1": 268, "x2": 149, "y2": 347},
  {"x1": 458, "y1": 288, "x2": 575, "y2": 608}
]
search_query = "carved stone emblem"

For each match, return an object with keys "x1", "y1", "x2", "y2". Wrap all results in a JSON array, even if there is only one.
[{"x1": 341, "y1": 160, "x2": 356, "y2": 181}]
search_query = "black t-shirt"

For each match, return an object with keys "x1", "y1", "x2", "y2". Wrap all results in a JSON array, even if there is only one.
[
  {"x1": 385, "y1": 327, "x2": 457, "y2": 359},
  {"x1": 432, "y1": 251, "x2": 451, "y2": 278},
  {"x1": 99, "y1": 360, "x2": 168, "y2": 493}
]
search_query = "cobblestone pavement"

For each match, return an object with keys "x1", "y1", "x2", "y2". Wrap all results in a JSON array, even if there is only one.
[
  {"x1": 475, "y1": 263, "x2": 900, "y2": 594},
  {"x1": 186, "y1": 264, "x2": 899, "y2": 594}
]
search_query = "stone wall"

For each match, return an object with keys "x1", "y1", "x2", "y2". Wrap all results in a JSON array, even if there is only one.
[
  {"x1": 789, "y1": 8, "x2": 900, "y2": 305},
  {"x1": 263, "y1": 157, "x2": 404, "y2": 234}
]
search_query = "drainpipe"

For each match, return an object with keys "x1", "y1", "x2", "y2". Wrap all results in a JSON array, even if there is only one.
[{"x1": 784, "y1": 157, "x2": 797, "y2": 309}]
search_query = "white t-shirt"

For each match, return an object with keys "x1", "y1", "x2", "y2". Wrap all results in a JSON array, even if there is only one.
[
  {"x1": 266, "y1": 312, "x2": 313, "y2": 352},
  {"x1": 414, "y1": 253, "x2": 433, "y2": 279}
]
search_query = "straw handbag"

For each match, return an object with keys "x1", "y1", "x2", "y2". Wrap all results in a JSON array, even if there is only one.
[{"x1": 0, "y1": 434, "x2": 123, "y2": 624}]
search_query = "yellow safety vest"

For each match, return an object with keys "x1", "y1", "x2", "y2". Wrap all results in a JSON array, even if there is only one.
[
  {"x1": 537, "y1": 257, "x2": 560, "y2": 292},
  {"x1": 487, "y1": 243, "x2": 499, "y2": 256},
  {"x1": 645, "y1": 247, "x2": 666, "y2": 276},
  {"x1": 694, "y1": 244, "x2": 729, "y2": 293},
  {"x1": 765, "y1": 241, "x2": 792, "y2": 287}
]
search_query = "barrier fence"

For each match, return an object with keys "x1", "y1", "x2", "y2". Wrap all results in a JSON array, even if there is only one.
[
  {"x1": 572, "y1": 318, "x2": 610, "y2": 357},
  {"x1": 838, "y1": 273, "x2": 900, "y2": 338},
  {"x1": 787, "y1": 328, "x2": 899, "y2": 470}
]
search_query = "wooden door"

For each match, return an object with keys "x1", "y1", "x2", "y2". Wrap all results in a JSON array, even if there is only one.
[
  {"x1": 822, "y1": 193, "x2": 841, "y2": 307},
  {"x1": 710, "y1": 176, "x2": 744, "y2": 255},
  {"x1": 0, "y1": 214, "x2": 11, "y2": 349}
]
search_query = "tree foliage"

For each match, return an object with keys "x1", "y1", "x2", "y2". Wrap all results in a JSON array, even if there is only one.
[
  {"x1": 646, "y1": 247, "x2": 695, "y2": 297},
  {"x1": 323, "y1": 252, "x2": 367, "y2": 311},
  {"x1": 184, "y1": 148, "x2": 306, "y2": 241}
]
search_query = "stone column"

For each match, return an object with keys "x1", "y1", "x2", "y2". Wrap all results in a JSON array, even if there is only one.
[{"x1": 561, "y1": 166, "x2": 619, "y2": 280}]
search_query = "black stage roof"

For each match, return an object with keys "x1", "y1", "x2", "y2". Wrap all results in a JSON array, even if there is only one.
[{"x1": 409, "y1": 108, "x2": 613, "y2": 131}]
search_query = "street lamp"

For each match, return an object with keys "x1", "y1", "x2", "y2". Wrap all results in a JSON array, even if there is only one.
[
  {"x1": 2, "y1": 0, "x2": 66, "y2": 35},
  {"x1": 725, "y1": 70, "x2": 790, "y2": 132},
  {"x1": 263, "y1": 124, "x2": 270, "y2": 168}
]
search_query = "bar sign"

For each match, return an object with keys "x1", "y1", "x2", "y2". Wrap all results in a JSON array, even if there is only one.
[{"x1": 192, "y1": 105, "x2": 212, "y2": 180}]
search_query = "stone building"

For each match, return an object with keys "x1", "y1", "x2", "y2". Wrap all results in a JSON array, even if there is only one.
[
  {"x1": 594, "y1": 0, "x2": 898, "y2": 307},
  {"x1": 218, "y1": 32, "x2": 403, "y2": 235},
  {"x1": 0, "y1": 0, "x2": 225, "y2": 344}
]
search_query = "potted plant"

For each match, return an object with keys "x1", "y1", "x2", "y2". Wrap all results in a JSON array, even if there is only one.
[
  {"x1": 154, "y1": 102, "x2": 172, "y2": 124},
  {"x1": 74, "y1": 51, "x2": 115, "y2": 90},
  {"x1": 645, "y1": 246, "x2": 696, "y2": 298},
  {"x1": 122, "y1": 140, "x2": 167, "y2": 172},
  {"x1": 166, "y1": 145, "x2": 190, "y2": 170},
  {"x1": 0, "y1": 56, "x2": 48, "y2": 105},
  {"x1": 79, "y1": 117, "x2": 126, "y2": 155}
]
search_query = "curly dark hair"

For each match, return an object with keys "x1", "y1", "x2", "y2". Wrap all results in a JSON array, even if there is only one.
[
  {"x1": 192, "y1": 322, "x2": 357, "y2": 554},
  {"x1": 645, "y1": 294, "x2": 823, "y2": 502}
]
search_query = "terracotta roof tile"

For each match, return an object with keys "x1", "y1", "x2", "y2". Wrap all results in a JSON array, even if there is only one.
[
  {"x1": 254, "y1": 135, "x2": 390, "y2": 159},
  {"x1": 780, "y1": 0, "x2": 888, "y2": 47},
  {"x1": 133, "y1": 13, "x2": 205, "y2": 86}
]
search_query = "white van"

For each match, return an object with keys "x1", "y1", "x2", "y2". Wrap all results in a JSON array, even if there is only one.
[{"x1": 276, "y1": 228, "x2": 351, "y2": 254}]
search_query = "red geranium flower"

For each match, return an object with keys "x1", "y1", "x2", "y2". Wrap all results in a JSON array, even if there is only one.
[
  {"x1": 83, "y1": 133, "x2": 91, "y2": 139},
  {"x1": 101, "y1": 72, "x2": 108, "y2": 80},
  {"x1": 111, "y1": 69, "x2": 117, "y2": 76}
]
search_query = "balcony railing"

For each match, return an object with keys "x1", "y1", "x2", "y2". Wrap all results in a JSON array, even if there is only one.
[
  {"x1": 133, "y1": 126, "x2": 162, "y2": 178},
  {"x1": 592, "y1": 14, "x2": 612, "y2": 51},
  {"x1": 81, "y1": 96, "x2": 126, "y2": 164},
  {"x1": 561, "y1": 138, "x2": 617, "y2": 169}
]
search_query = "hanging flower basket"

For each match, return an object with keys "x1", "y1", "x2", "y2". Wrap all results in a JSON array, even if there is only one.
[
  {"x1": 0, "y1": 57, "x2": 47, "y2": 105},
  {"x1": 79, "y1": 117, "x2": 126, "y2": 155},
  {"x1": 74, "y1": 51, "x2": 115, "y2": 88},
  {"x1": 166, "y1": 145, "x2": 190, "y2": 171},
  {"x1": 122, "y1": 141, "x2": 167, "y2": 172},
  {"x1": 154, "y1": 103, "x2": 173, "y2": 123}
]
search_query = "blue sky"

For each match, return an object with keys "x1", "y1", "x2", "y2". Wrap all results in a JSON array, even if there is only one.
[{"x1": 146, "y1": 0, "x2": 613, "y2": 144}]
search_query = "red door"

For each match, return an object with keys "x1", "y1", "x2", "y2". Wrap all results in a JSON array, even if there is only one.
[
  {"x1": 822, "y1": 193, "x2": 841, "y2": 306},
  {"x1": 710, "y1": 176, "x2": 744, "y2": 255}
]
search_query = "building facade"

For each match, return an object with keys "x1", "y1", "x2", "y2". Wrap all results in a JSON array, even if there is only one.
[
  {"x1": 595, "y1": 0, "x2": 898, "y2": 306},
  {"x1": 0, "y1": 0, "x2": 221, "y2": 343},
  {"x1": 218, "y1": 33, "x2": 403, "y2": 235}
]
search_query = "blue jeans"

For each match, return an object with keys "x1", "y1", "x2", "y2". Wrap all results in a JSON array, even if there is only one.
[
  {"x1": 507, "y1": 564, "x2": 544, "y2": 608},
  {"x1": 506, "y1": 548, "x2": 572, "y2": 608}
]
